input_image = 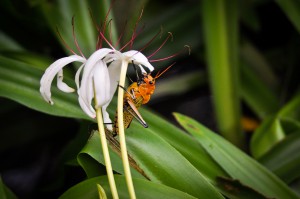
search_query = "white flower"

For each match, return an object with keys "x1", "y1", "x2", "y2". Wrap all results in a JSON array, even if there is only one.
[{"x1": 40, "y1": 48, "x2": 154, "y2": 127}]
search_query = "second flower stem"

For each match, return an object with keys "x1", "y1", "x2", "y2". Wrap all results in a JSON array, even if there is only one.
[{"x1": 117, "y1": 60, "x2": 136, "y2": 199}]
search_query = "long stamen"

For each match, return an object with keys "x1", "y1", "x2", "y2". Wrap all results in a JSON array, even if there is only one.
[
  {"x1": 56, "y1": 26, "x2": 77, "y2": 55},
  {"x1": 115, "y1": 21, "x2": 128, "y2": 50},
  {"x1": 147, "y1": 32, "x2": 173, "y2": 59},
  {"x1": 119, "y1": 9, "x2": 145, "y2": 52},
  {"x1": 107, "y1": 19, "x2": 113, "y2": 45},
  {"x1": 150, "y1": 45, "x2": 190, "y2": 63},
  {"x1": 119, "y1": 24, "x2": 145, "y2": 52},
  {"x1": 97, "y1": 28, "x2": 116, "y2": 50},
  {"x1": 138, "y1": 27, "x2": 163, "y2": 53},
  {"x1": 72, "y1": 16, "x2": 85, "y2": 58},
  {"x1": 130, "y1": 8, "x2": 144, "y2": 49},
  {"x1": 88, "y1": 8, "x2": 102, "y2": 50}
]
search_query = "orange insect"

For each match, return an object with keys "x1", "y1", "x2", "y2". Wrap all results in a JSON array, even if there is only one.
[{"x1": 112, "y1": 63, "x2": 174, "y2": 136}]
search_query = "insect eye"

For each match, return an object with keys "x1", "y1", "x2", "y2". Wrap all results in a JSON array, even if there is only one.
[{"x1": 149, "y1": 81, "x2": 153, "y2": 84}]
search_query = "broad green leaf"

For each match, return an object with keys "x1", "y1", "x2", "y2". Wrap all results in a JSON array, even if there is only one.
[
  {"x1": 250, "y1": 116, "x2": 285, "y2": 158},
  {"x1": 0, "y1": 55, "x2": 89, "y2": 120},
  {"x1": 216, "y1": 177, "x2": 271, "y2": 199},
  {"x1": 79, "y1": 127, "x2": 224, "y2": 199},
  {"x1": 0, "y1": 177, "x2": 17, "y2": 199},
  {"x1": 40, "y1": 0, "x2": 97, "y2": 56},
  {"x1": 125, "y1": 124, "x2": 224, "y2": 199},
  {"x1": 107, "y1": 101, "x2": 228, "y2": 182},
  {"x1": 97, "y1": 184, "x2": 107, "y2": 199},
  {"x1": 259, "y1": 132, "x2": 300, "y2": 183},
  {"x1": 240, "y1": 42, "x2": 280, "y2": 118},
  {"x1": 276, "y1": 0, "x2": 300, "y2": 34},
  {"x1": 59, "y1": 175, "x2": 197, "y2": 199},
  {"x1": 240, "y1": 63, "x2": 279, "y2": 119},
  {"x1": 136, "y1": 109, "x2": 228, "y2": 181},
  {"x1": 202, "y1": 0, "x2": 243, "y2": 147},
  {"x1": 77, "y1": 130, "x2": 144, "y2": 179},
  {"x1": 251, "y1": 94, "x2": 300, "y2": 158},
  {"x1": 174, "y1": 113, "x2": 299, "y2": 199},
  {"x1": 278, "y1": 94, "x2": 300, "y2": 119},
  {"x1": 0, "y1": 32, "x2": 23, "y2": 51}
]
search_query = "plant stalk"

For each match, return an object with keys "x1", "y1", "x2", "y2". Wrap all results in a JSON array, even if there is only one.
[
  {"x1": 95, "y1": 107, "x2": 119, "y2": 199},
  {"x1": 202, "y1": 0, "x2": 245, "y2": 148},
  {"x1": 117, "y1": 60, "x2": 136, "y2": 199}
]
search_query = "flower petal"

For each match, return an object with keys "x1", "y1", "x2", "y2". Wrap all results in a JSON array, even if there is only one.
[
  {"x1": 123, "y1": 50, "x2": 154, "y2": 72},
  {"x1": 57, "y1": 70, "x2": 75, "y2": 93},
  {"x1": 78, "y1": 95, "x2": 96, "y2": 118},
  {"x1": 40, "y1": 55, "x2": 85, "y2": 104},
  {"x1": 75, "y1": 63, "x2": 85, "y2": 90},
  {"x1": 93, "y1": 60, "x2": 110, "y2": 108},
  {"x1": 79, "y1": 48, "x2": 113, "y2": 108}
]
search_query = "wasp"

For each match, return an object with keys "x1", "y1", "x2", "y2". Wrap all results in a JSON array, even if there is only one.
[{"x1": 112, "y1": 62, "x2": 174, "y2": 136}]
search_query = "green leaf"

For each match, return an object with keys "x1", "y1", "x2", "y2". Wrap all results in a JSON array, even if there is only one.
[
  {"x1": 125, "y1": 124, "x2": 224, "y2": 199},
  {"x1": 250, "y1": 116, "x2": 285, "y2": 158},
  {"x1": 0, "y1": 32, "x2": 23, "y2": 51},
  {"x1": 174, "y1": 113, "x2": 299, "y2": 199},
  {"x1": 259, "y1": 132, "x2": 300, "y2": 183},
  {"x1": 0, "y1": 177, "x2": 17, "y2": 199},
  {"x1": 0, "y1": 55, "x2": 89, "y2": 120},
  {"x1": 202, "y1": 0, "x2": 243, "y2": 147},
  {"x1": 216, "y1": 177, "x2": 271, "y2": 199},
  {"x1": 97, "y1": 184, "x2": 107, "y2": 199},
  {"x1": 251, "y1": 94, "x2": 300, "y2": 158},
  {"x1": 79, "y1": 127, "x2": 224, "y2": 199},
  {"x1": 59, "y1": 175, "x2": 198, "y2": 199},
  {"x1": 77, "y1": 130, "x2": 145, "y2": 179},
  {"x1": 276, "y1": 0, "x2": 300, "y2": 34},
  {"x1": 240, "y1": 63, "x2": 279, "y2": 118},
  {"x1": 137, "y1": 108, "x2": 228, "y2": 181},
  {"x1": 40, "y1": 0, "x2": 97, "y2": 56}
]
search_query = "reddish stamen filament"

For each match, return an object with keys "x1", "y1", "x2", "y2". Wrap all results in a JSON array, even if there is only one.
[
  {"x1": 147, "y1": 32, "x2": 173, "y2": 59},
  {"x1": 72, "y1": 16, "x2": 85, "y2": 58},
  {"x1": 150, "y1": 45, "x2": 190, "y2": 63}
]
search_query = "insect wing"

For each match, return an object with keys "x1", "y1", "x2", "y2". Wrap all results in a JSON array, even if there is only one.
[{"x1": 125, "y1": 100, "x2": 148, "y2": 128}]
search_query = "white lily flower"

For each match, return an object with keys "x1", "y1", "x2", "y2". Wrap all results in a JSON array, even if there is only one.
[{"x1": 40, "y1": 47, "x2": 154, "y2": 127}]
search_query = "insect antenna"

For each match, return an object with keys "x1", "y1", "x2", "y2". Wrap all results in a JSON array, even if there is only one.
[{"x1": 155, "y1": 62, "x2": 176, "y2": 79}]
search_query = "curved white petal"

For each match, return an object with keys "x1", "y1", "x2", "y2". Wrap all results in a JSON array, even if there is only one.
[
  {"x1": 93, "y1": 60, "x2": 111, "y2": 108},
  {"x1": 123, "y1": 50, "x2": 154, "y2": 72},
  {"x1": 40, "y1": 55, "x2": 86, "y2": 104},
  {"x1": 57, "y1": 70, "x2": 75, "y2": 93},
  {"x1": 79, "y1": 48, "x2": 113, "y2": 107},
  {"x1": 75, "y1": 63, "x2": 85, "y2": 90},
  {"x1": 78, "y1": 95, "x2": 96, "y2": 118},
  {"x1": 107, "y1": 60, "x2": 122, "y2": 102}
]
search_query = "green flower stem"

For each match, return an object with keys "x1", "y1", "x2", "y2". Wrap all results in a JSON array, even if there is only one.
[
  {"x1": 117, "y1": 60, "x2": 136, "y2": 199},
  {"x1": 202, "y1": 0, "x2": 245, "y2": 149},
  {"x1": 95, "y1": 107, "x2": 119, "y2": 199}
]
